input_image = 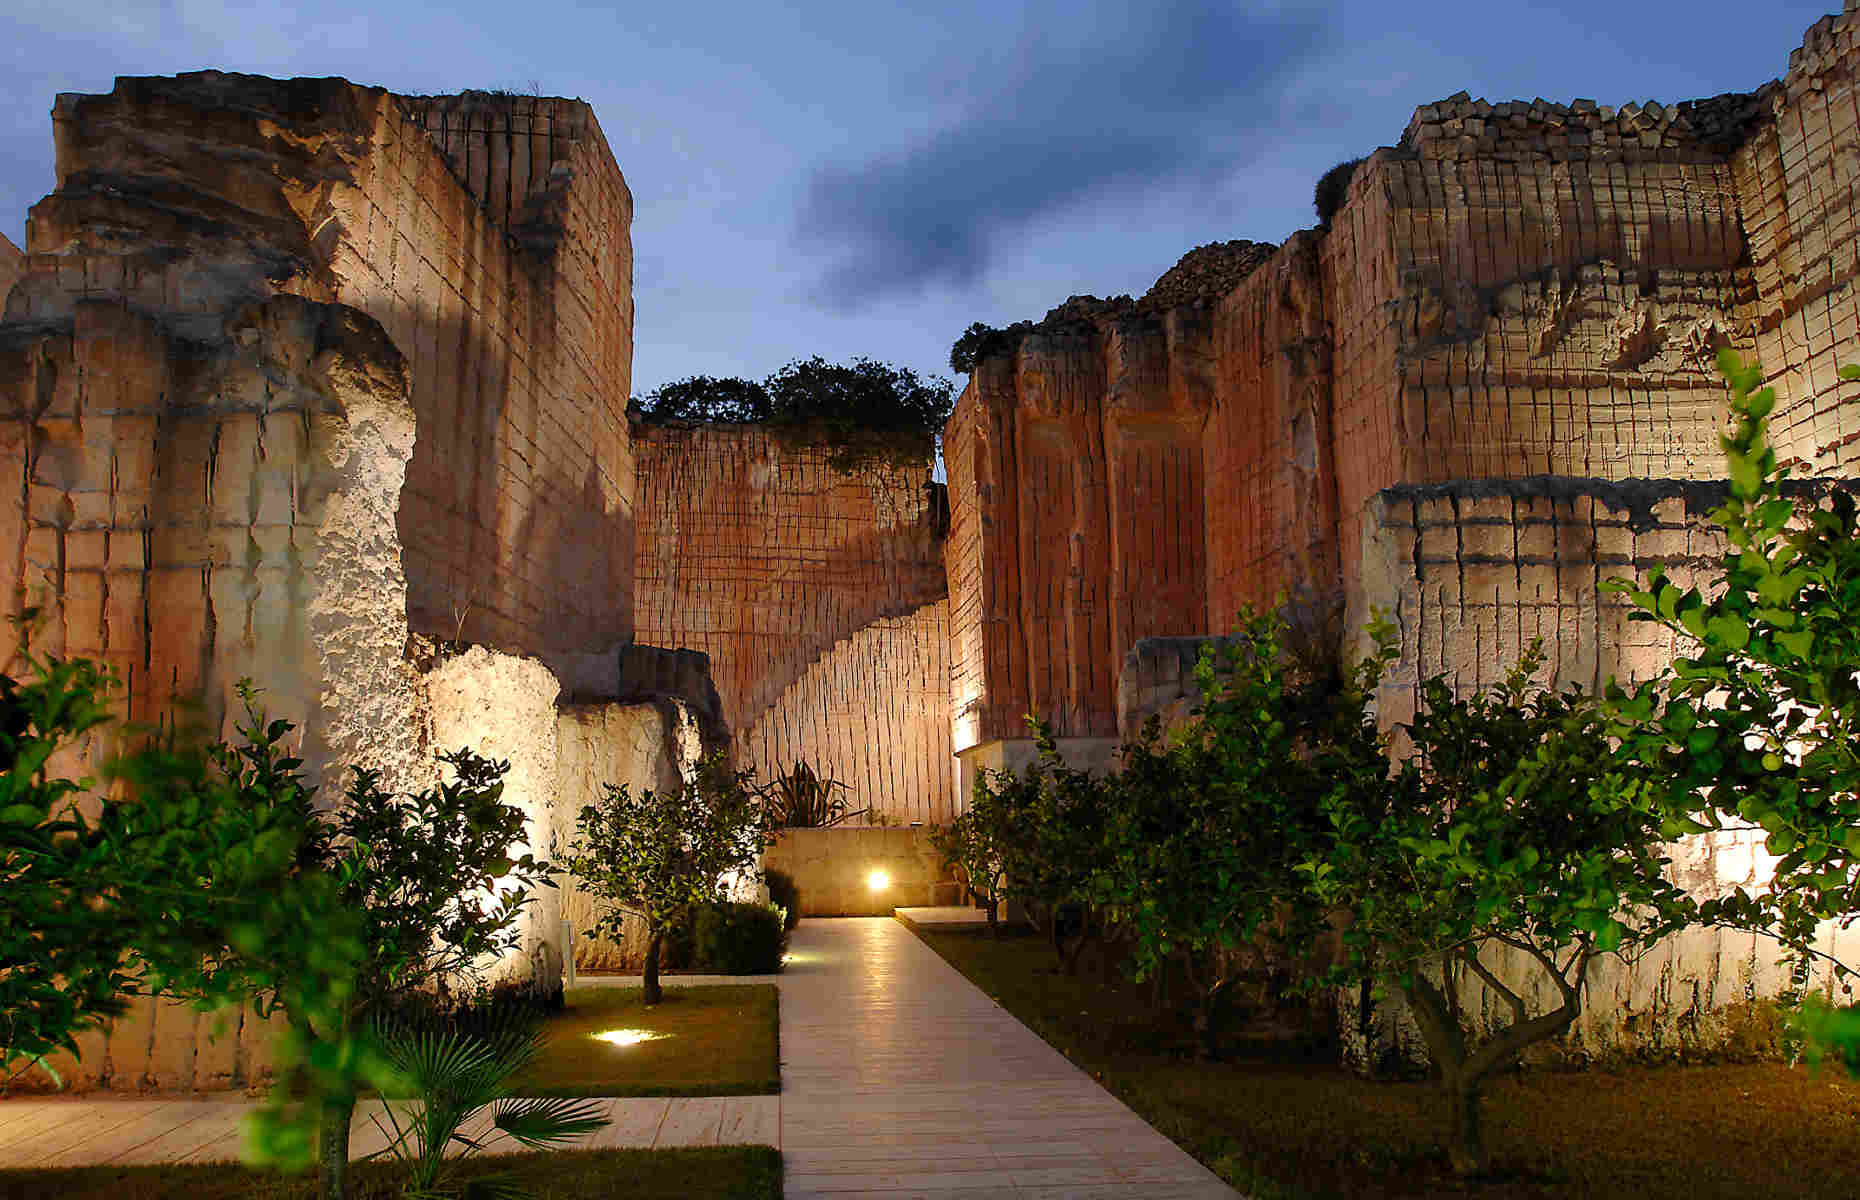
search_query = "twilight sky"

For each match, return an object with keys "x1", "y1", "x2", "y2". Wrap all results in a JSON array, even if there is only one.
[{"x1": 0, "y1": 1, "x2": 1838, "y2": 396}]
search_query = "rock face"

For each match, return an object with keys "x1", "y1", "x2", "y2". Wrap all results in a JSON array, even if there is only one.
[
  {"x1": 945, "y1": 2, "x2": 1860, "y2": 1066},
  {"x1": 0, "y1": 293, "x2": 426, "y2": 792},
  {"x1": 632, "y1": 423, "x2": 954, "y2": 819},
  {"x1": 0, "y1": 233, "x2": 21, "y2": 309},
  {"x1": 12, "y1": 73, "x2": 637, "y2": 677}
]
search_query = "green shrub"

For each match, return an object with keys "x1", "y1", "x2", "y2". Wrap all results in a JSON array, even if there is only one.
[
  {"x1": 763, "y1": 868, "x2": 802, "y2": 932},
  {"x1": 1313, "y1": 156, "x2": 1365, "y2": 228},
  {"x1": 660, "y1": 906, "x2": 697, "y2": 971},
  {"x1": 767, "y1": 760, "x2": 863, "y2": 828},
  {"x1": 692, "y1": 902, "x2": 787, "y2": 974}
]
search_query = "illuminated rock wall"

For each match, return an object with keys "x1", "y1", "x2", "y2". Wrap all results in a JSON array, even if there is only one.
[
  {"x1": 11, "y1": 74, "x2": 636, "y2": 676},
  {"x1": 949, "y1": 4, "x2": 1860, "y2": 756},
  {"x1": 0, "y1": 72, "x2": 640, "y2": 1091},
  {"x1": 946, "y1": 2, "x2": 1860, "y2": 1065},
  {"x1": 554, "y1": 697, "x2": 703, "y2": 970},
  {"x1": 945, "y1": 309, "x2": 1214, "y2": 751},
  {"x1": 1735, "y1": 10, "x2": 1860, "y2": 472},
  {"x1": 632, "y1": 423, "x2": 952, "y2": 817},
  {"x1": 738, "y1": 599, "x2": 956, "y2": 824}
]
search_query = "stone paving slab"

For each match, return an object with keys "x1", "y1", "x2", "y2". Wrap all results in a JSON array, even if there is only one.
[{"x1": 0, "y1": 1095, "x2": 779, "y2": 1167}]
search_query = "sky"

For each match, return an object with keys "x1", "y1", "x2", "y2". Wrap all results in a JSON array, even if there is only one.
[{"x1": 0, "y1": 0, "x2": 1841, "y2": 397}]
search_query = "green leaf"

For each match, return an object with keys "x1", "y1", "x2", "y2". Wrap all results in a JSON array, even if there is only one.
[
  {"x1": 1706, "y1": 614, "x2": 1751, "y2": 651},
  {"x1": 1776, "y1": 629, "x2": 1814, "y2": 660}
]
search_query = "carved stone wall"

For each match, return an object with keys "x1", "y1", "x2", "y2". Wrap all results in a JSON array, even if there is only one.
[
  {"x1": 945, "y1": 308, "x2": 1215, "y2": 750},
  {"x1": 738, "y1": 599, "x2": 956, "y2": 824},
  {"x1": 554, "y1": 698, "x2": 703, "y2": 970},
  {"x1": 1735, "y1": 10, "x2": 1860, "y2": 473},
  {"x1": 949, "y1": 3, "x2": 1860, "y2": 1063},
  {"x1": 11, "y1": 74, "x2": 636, "y2": 677},
  {"x1": 632, "y1": 422, "x2": 951, "y2": 806},
  {"x1": 1345, "y1": 478, "x2": 1860, "y2": 1067},
  {"x1": 0, "y1": 72, "x2": 642, "y2": 1092},
  {"x1": 0, "y1": 233, "x2": 20, "y2": 310}
]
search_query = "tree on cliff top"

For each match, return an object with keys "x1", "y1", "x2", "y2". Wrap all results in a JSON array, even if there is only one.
[
  {"x1": 1314, "y1": 156, "x2": 1366, "y2": 229},
  {"x1": 633, "y1": 356, "x2": 954, "y2": 471}
]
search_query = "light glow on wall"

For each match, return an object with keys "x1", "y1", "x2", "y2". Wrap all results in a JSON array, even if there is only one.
[{"x1": 867, "y1": 868, "x2": 891, "y2": 892}]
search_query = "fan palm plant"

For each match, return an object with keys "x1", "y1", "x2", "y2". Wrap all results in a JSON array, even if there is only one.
[{"x1": 367, "y1": 1010, "x2": 608, "y2": 1199}]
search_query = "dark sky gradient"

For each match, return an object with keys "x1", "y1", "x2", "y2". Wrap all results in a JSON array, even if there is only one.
[{"x1": 0, "y1": 1, "x2": 1840, "y2": 395}]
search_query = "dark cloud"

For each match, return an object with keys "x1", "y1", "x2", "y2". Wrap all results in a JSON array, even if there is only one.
[{"x1": 799, "y1": 1, "x2": 1333, "y2": 305}]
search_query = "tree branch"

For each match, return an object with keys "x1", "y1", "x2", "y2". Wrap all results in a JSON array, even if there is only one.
[{"x1": 1459, "y1": 947, "x2": 1527, "y2": 1026}]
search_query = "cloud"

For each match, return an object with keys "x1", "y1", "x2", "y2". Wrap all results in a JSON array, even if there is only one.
[{"x1": 798, "y1": 1, "x2": 1333, "y2": 305}]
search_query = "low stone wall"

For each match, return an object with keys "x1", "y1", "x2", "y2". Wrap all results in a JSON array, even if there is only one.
[{"x1": 762, "y1": 827, "x2": 956, "y2": 916}]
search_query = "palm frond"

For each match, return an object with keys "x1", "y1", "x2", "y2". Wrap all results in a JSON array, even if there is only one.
[{"x1": 491, "y1": 1095, "x2": 610, "y2": 1148}]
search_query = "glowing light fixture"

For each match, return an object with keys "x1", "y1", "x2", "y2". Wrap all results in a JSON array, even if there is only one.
[
  {"x1": 868, "y1": 869, "x2": 891, "y2": 892},
  {"x1": 592, "y1": 1028, "x2": 666, "y2": 1048}
]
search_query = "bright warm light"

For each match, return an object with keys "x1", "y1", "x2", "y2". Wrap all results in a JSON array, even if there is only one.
[
  {"x1": 868, "y1": 869, "x2": 891, "y2": 891},
  {"x1": 592, "y1": 1028, "x2": 666, "y2": 1048}
]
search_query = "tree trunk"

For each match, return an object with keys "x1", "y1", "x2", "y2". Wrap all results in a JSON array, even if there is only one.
[
  {"x1": 317, "y1": 1090, "x2": 357, "y2": 1200},
  {"x1": 1192, "y1": 978, "x2": 1229, "y2": 1062},
  {"x1": 1445, "y1": 1074, "x2": 1487, "y2": 1177},
  {"x1": 643, "y1": 929, "x2": 664, "y2": 1005},
  {"x1": 1057, "y1": 908, "x2": 1092, "y2": 976},
  {"x1": 985, "y1": 897, "x2": 999, "y2": 937}
]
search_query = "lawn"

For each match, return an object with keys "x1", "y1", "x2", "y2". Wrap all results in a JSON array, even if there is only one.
[
  {"x1": 0, "y1": 1146, "x2": 782, "y2": 1199},
  {"x1": 518, "y1": 985, "x2": 780, "y2": 1097},
  {"x1": 907, "y1": 921, "x2": 1860, "y2": 1200}
]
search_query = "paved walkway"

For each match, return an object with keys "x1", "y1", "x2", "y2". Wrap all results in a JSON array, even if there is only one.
[
  {"x1": 777, "y1": 917, "x2": 1236, "y2": 1199},
  {"x1": 0, "y1": 916, "x2": 1237, "y2": 1197}
]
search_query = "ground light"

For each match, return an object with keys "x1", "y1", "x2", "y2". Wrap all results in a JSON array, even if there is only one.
[
  {"x1": 592, "y1": 1028, "x2": 668, "y2": 1048},
  {"x1": 867, "y1": 869, "x2": 890, "y2": 892}
]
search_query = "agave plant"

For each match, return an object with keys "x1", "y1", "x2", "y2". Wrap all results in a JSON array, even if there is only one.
[
  {"x1": 767, "y1": 760, "x2": 867, "y2": 828},
  {"x1": 367, "y1": 1009, "x2": 608, "y2": 1199}
]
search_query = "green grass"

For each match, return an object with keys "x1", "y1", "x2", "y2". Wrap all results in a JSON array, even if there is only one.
[
  {"x1": 517, "y1": 985, "x2": 779, "y2": 1097},
  {"x1": 907, "y1": 921, "x2": 1860, "y2": 1200},
  {"x1": 0, "y1": 1146, "x2": 782, "y2": 1199}
]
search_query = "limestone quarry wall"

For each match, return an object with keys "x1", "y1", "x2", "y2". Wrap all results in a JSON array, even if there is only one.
[
  {"x1": 1348, "y1": 479, "x2": 1723, "y2": 725},
  {"x1": 1735, "y1": 11, "x2": 1860, "y2": 473},
  {"x1": 944, "y1": 313, "x2": 1213, "y2": 750},
  {"x1": 0, "y1": 294, "x2": 428, "y2": 792},
  {"x1": 0, "y1": 233, "x2": 20, "y2": 310},
  {"x1": 631, "y1": 423, "x2": 950, "y2": 801},
  {"x1": 11, "y1": 74, "x2": 636, "y2": 678},
  {"x1": 1203, "y1": 233, "x2": 1339, "y2": 636},
  {"x1": 1338, "y1": 476, "x2": 1860, "y2": 1068},
  {"x1": 0, "y1": 74, "x2": 653, "y2": 1092},
  {"x1": 554, "y1": 697, "x2": 703, "y2": 970},
  {"x1": 738, "y1": 599, "x2": 956, "y2": 824},
  {"x1": 1320, "y1": 126, "x2": 1748, "y2": 608},
  {"x1": 946, "y1": 3, "x2": 1860, "y2": 1061}
]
